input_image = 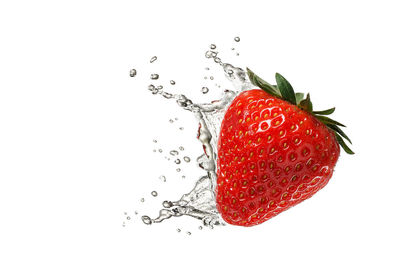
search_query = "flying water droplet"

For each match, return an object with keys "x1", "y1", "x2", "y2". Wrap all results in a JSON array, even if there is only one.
[
  {"x1": 169, "y1": 119, "x2": 174, "y2": 123},
  {"x1": 153, "y1": 139, "x2": 157, "y2": 143},
  {"x1": 159, "y1": 175, "x2": 166, "y2": 182},
  {"x1": 163, "y1": 201, "x2": 173, "y2": 208},
  {"x1": 234, "y1": 36, "x2": 240, "y2": 42},
  {"x1": 210, "y1": 76, "x2": 214, "y2": 80},
  {"x1": 151, "y1": 74, "x2": 159, "y2": 80},
  {"x1": 134, "y1": 211, "x2": 138, "y2": 215},
  {"x1": 182, "y1": 175, "x2": 186, "y2": 179},
  {"x1": 186, "y1": 231, "x2": 191, "y2": 235},
  {"x1": 170, "y1": 150, "x2": 179, "y2": 156},
  {"x1": 140, "y1": 198, "x2": 145, "y2": 202},
  {"x1": 179, "y1": 127, "x2": 184, "y2": 130},
  {"x1": 127, "y1": 216, "x2": 131, "y2": 220},
  {"x1": 177, "y1": 228, "x2": 181, "y2": 232},
  {"x1": 201, "y1": 87, "x2": 209, "y2": 94},
  {"x1": 170, "y1": 80, "x2": 176, "y2": 85},
  {"x1": 151, "y1": 191, "x2": 158, "y2": 197},
  {"x1": 210, "y1": 44, "x2": 216, "y2": 49},
  {"x1": 183, "y1": 156, "x2": 191, "y2": 162},
  {"x1": 142, "y1": 215, "x2": 152, "y2": 225},
  {"x1": 175, "y1": 159, "x2": 181, "y2": 164},
  {"x1": 205, "y1": 51, "x2": 213, "y2": 58},
  {"x1": 158, "y1": 149, "x2": 163, "y2": 153},
  {"x1": 129, "y1": 69, "x2": 137, "y2": 77},
  {"x1": 150, "y1": 56, "x2": 157, "y2": 63},
  {"x1": 179, "y1": 146, "x2": 184, "y2": 151},
  {"x1": 198, "y1": 226, "x2": 203, "y2": 230},
  {"x1": 176, "y1": 168, "x2": 181, "y2": 172}
]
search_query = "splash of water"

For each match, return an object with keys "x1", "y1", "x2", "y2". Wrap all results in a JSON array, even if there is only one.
[{"x1": 141, "y1": 44, "x2": 253, "y2": 227}]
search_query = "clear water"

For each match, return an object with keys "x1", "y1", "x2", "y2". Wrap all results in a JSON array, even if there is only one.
[{"x1": 138, "y1": 41, "x2": 253, "y2": 227}]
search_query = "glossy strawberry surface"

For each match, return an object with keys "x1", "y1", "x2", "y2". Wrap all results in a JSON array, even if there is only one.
[{"x1": 216, "y1": 89, "x2": 340, "y2": 226}]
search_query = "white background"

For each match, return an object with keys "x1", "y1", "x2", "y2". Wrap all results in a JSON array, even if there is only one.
[{"x1": 1, "y1": 1, "x2": 399, "y2": 266}]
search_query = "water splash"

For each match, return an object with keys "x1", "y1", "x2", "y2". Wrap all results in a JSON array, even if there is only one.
[{"x1": 139, "y1": 39, "x2": 253, "y2": 227}]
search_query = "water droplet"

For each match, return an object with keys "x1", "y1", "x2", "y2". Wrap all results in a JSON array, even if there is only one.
[
  {"x1": 163, "y1": 201, "x2": 173, "y2": 208},
  {"x1": 162, "y1": 92, "x2": 172, "y2": 99},
  {"x1": 204, "y1": 76, "x2": 208, "y2": 80},
  {"x1": 205, "y1": 51, "x2": 213, "y2": 58},
  {"x1": 210, "y1": 44, "x2": 216, "y2": 49},
  {"x1": 210, "y1": 76, "x2": 214, "y2": 80},
  {"x1": 186, "y1": 231, "x2": 191, "y2": 235},
  {"x1": 198, "y1": 226, "x2": 203, "y2": 230},
  {"x1": 201, "y1": 87, "x2": 209, "y2": 94},
  {"x1": 150, "y1": 56, "x2": 157, "y2": 63},
  {"x1": 153, "y1": 149, "x2": 156, "y2": 152},
  {"x1": 214, "y1": 57, "x2": 221, "y2": 64},
  {"x1": 179, "y1": 127, "x2": 184, "y2": 130},
  {"x1": 124, "y1": 212, "x2": 127, "y2": 215},
  {"x1": 205, "y1": 67, "x2": 210, "y2": 70},
  {"x1": 182, "y1": 175, "x2": 186, "y2": 179},
  {"x1": 170, "y1": 150, "x2": 179, "y2": 156},
  {"x1": 151, "y1": 191, "x2": 158, "y2": 197},
  {"x1": 175, "y1": 159, "x2": 181, "y2": 164},
  {"x1": 179, "y1": 146, "x2": 184, "y2": 151},
  {"x1": 183, "y1": 156, "x2": 191, "y2": 163},
  {"x1": 169, "y1": 119, "x2": 174, "y2": 123},
  {"x1": 174, "y1": 118, "x2": 178, "y2": 121},
  {"x1": 127, "y1": 216, "x2": 131, "y2": 220},
  {"x1": 231, "y1": 47, "x2": 235, "y2": 50},
  {"x1": 234, "y1": 36, "x2": 240, "y2": 42},
  {"x1": 142, "y1": 215, "x2": 152, "y2": 225},
  {"x1": 227, "y1": 70, "x2": 234, "y2": 75},
  {"x1": 148, "y1": 84, "x2": 155, "y2": 91},
  {"x1": 176, "y1": 168, "x2": 181, "y2": 172},
  {"x1": 236, "y1": 53, "x2": 240, "y2": 56},
  {"x1": 170, "y1": 80, "x2": 176, "y2": 85},
  {"x1": 129, "y1": 69, "x2": 137, "y2": 77},
  {"x1": 153, "y1": 139, "x2": 157, "y2": 143},
  {"x1": 140, "y1": 198, "x2": 145, "y2": 202},
  {"x1": 159, "y1": 175, "x2": 166, "y2": 182},
  {"x1": 158, "y1": 149, "x2": 163, "y2": 153},
  {"x1": 151, "y1": 74, "x2": 159, "y2": 80},
  {"x1": 177, "y1": 228, "x2": 181, "y2": 232},
  {"x1": 134, "y1": 211, "x2": 138, "y2": 215},
  {"x1": 157, "y1": 85, "x2": 163, "y2": 90}
]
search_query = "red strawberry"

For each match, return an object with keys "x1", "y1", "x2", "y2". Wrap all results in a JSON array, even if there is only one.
[{"x1": 216, "y1": 69, "x2": 353, "y2": 226}]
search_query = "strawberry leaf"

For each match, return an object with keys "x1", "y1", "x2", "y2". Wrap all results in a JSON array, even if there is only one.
[
  {"x1": 275, "y1": 73, "x2": 297, "y2": 105},
  {"x1": 335, "y1": 133, "x2": 355, "y2": 154},
  {"x1": 315, "y1": 115, "x2": 346, "y2": 127},
  {"x1": 313, "y1": 107, "x2": 335, "y2": 115},
  {"x1": 247, "y1": 68, "x2": 281, "y2": 98},
  {"x1": 295, "y1": 92, "x2": 304, "y2": 105},
  {"x1": 327, "y1": 124, "x2": 352, "y2": 144},
  {"x1": 299, "y1": 93, "x2": 313, "y2": 112}
]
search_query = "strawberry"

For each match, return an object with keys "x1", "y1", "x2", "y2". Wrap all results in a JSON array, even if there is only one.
[{"x1": 216, "y1": 69, "x2": 353, "y2": 226}]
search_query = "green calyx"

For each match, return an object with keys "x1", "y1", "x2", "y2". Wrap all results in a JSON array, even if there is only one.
[{"x1": 247, "y1": 67, "x2": 354, "y2": 155}]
